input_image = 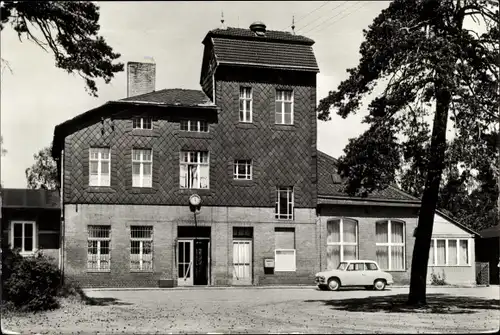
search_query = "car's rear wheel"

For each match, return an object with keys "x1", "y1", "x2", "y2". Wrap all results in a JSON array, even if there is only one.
[
  {"x1": 374, "y1": 279, "x2": 386, "y2": 291},
  {"x1": 327, "y1": 278, "x2": 340, "y2": 291}
]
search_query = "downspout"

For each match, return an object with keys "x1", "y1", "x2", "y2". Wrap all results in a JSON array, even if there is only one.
[{"x1": 59, "y1": 149, "x2": 65, "y2": 285}]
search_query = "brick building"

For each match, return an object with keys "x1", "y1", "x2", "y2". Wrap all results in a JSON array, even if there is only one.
[{"x1": 50, "y1": 22, "x2": 477, "y2": 288}]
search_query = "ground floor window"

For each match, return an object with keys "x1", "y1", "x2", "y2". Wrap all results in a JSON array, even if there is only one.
[
  {"x1": 274, "y1": 227, "x2": 296, "y2": 271},
  {"x1": 326, "y1": 218, "x2": 358, "y2": 269},
  {"x1": 429, "y1": 238, "x2": 470, "y2": 266},
  {"x1": 10, "y1": 221, "x2": 36, "y2": 255},
  {"x1": 87, "y1": 225, "x2": 110, "y2": 271},
  {"x1": 130, "y1": 226, "x2": 153, "y2": 271},
  {"x1": 375, "y1": 220, "x2": 406, "y2": 270}
]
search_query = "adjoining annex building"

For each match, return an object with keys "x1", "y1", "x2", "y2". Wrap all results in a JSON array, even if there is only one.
[{"x1": 27, "y1": 22, "x2": 478, "y2": 288}]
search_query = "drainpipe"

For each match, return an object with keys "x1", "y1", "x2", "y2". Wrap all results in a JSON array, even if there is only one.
[{"x1": 59, "y1": 149, "x2": 65, "y2": 285}]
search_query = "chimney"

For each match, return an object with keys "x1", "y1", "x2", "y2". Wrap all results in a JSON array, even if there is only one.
[
  {"x1": 127, "y1": 58, "x2": 156, "y2": 98},
  {"x1": 249, "y1": 21, "x2": 266, "y2": 36}
]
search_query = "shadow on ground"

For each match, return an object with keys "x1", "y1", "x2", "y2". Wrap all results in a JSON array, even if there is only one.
[
  {"x1": 305, "y1": 294, "x2": 500, "y2": 314},
  {"x1": 83, "y1": 296, "x2": 133, "y2": 306}
]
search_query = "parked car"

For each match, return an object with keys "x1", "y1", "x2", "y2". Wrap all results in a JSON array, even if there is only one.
[{"x1": 315, "y1": 260, "x2": 394, "y2": 291}]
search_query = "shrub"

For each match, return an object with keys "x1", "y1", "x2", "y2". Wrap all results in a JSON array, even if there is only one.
[
  {"x1": 2, "y1": 248, "x2": 61, "y2": 312},
  {"x1": 430, "y1": 269, "x2": 447, "y2": 286}
]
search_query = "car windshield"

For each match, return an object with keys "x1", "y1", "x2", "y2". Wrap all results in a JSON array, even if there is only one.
[{"x1": 337, "y1": 262, "x2": 348, "y2": 270}]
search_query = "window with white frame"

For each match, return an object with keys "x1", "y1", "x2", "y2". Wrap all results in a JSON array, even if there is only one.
[
  {"x1": 87, "y1": 226, "x2": 110, "y2": 271},
  {"x1": 234, "y1": 160, "x2": 252, "y2": 180},
  {"x1": 375, "y1": 220, "x2": 406, "y2": 270},
  {"x1": 89, "y1": 148, "x2": 111, "y2": 187},
  {"x1": 132, "y1": 149, "x2": 153, "y2": 187},
  {"x1": 428, "y1": 238, "x2": 470, "y2": 266},
  {"x1": 239, "y1": 87, "x2": 252, "y2": 122},
  {"x1": 130, "y1": 226, "x2": 153, "y2": 271},
  {"x1": 10, "y1": 221, "x2": 36, "y2": 255},
  {"x1": 274, "y1": 227, "x2": 296, "y2": 271},
  {"x1": 275, "y1": 89, "x2": 293, "y2": 125},
  {"x1": 275, "y1": 187, "x2": 294, "y2": 220},
  {"x1": 180, "y1": 119, "x2": 209, "y2": 132},
  {"x1": 133, "y1": 117, "x2": 152, "y2": 130},
  {"x1": 179, "y1": 151, "x2": 209, "y2": 189},
  {"x1": 326, "y1": 218, "x2": 358, "y2": 270}
]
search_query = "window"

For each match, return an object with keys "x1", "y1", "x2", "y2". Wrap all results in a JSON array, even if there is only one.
[
  {"x1": 133, "y1": 117, "x2": 152, "y2": 130},
  {"x1": 180, "y1": 151, "x2": 209, "y2": 189},
  {"x1": 274, "y1": 228, "x2": 296, "y2": 271},
  {"x1": 130, "y1": 226, "x2": 153, "y2": 271},
  {"x1": 429, "y1": 238, "x2": 470, "y2": 266},
  {"x1": 10, "y1": 221, "x2": 36, "y2": 255},
  {"x1": 347, "y1": 263, "x2": 364, "y2": 271},
  {"x1": 87, "y1": 226, "x2": 110, "y2": 271},
  {"x1": 239, "y1": 87, "x2": 252, "y2": 122},
  {"x1": 275, "y1": 89, "x2": 293, "y2": 125},
  {"x1": 180, "y1": 120, "x2": 209, "y2": 132},
  {"x1": 375, "y1": 220, "x2": 405, "y2": 271},
  {"x1": 326, "y1": 218, "x2": 358, "y2": 270},
  {"x1": 234, "y1": 160, "x2": 252, "y2": 180},
  {"x1": 132, "y1": 149, "x2": 153, "y2": 188},
  {"x1": 89, "y1": 148, "x2": 110, "y2": 187},
  {"x1": 275, "y1": 187, "x2": 294, "y2": 220},
  {"x1": 365, "y1": 262, "x2": 379, "y2": 271}
]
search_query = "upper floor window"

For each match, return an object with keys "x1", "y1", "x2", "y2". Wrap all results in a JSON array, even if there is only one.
[
  {"x1": 132, "y1": 149, "x2": 153, "y2": 188},
  {"x1": 180, "y1": 151, "x2": 209, "y2": 189},
  {"x1": 133, "y1": 117, "x2": 152, "y2": 130},
  {"x1": 239, "y1": 87, "x2": 253, "y2": 122},
  {"x1": 327, "y1": 218, "x2": 358, "y2": 270},
  {"x1": 10, "y1": 221, "x2": 36, "y2": 255},
  {"x1": 180, "y1": 119, "x2": 209, "y2": 132},
  {"x1": 89, "y1": 148, "x2": 110, "y2": 187},
  {"x1": 234, "y1": 160, "x2": 252, "y2": 180},
  {"x1": 375, "y1": 220, "x2": 405, "y2": 271},
  {"x1": 275, "y1": 89, "x2": 293, "y2": 125},
  {"x1": 275, "y1": 187, "x2": 294, "y2": 220}
]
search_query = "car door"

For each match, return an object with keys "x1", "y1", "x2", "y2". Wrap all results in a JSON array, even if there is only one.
[{"x1": 364, "y1": 262, "x2": 378, "y2": 284}]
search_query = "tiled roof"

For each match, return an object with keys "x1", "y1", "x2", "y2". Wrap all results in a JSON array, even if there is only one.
[
  {"x1": 120, "y1": 89, "x2": 214, "y2": 107},
  {"x1": 1, "y1": 188, "x2": 60, "y2": 209},
  {"x1": 211, "y1": 38, "x2": 319, "y2": 72},
  {"x1": 317, "y1": 150, "x2": 420, "y2": 203},
  {"x1": 207, "y1": 27, "x2": 315, "y2": 45}
]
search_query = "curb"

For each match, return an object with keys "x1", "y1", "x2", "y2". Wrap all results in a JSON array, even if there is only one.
[{"x1": 83, "y1": 284, "x2": 490, "y2": 292}]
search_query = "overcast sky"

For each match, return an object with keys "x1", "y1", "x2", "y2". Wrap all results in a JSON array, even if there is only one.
[{"x1": 0, "y1": 1, "x2": 391, "y2": 188}]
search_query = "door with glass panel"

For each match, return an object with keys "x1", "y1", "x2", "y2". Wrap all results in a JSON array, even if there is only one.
[
  {"x1": 177, "y1": 240, "x2": 193, "y2": 286},
  {"x1": 232, "y1": 240, "x2": 252, "y2": 285}
]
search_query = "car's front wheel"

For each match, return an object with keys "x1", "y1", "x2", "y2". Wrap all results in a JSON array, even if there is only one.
[
  {"x1": 327, "y1": 278, "x2": 340, "y2": 291},
  {"x1": 374, "y1": 279, "x2": 386, "y2": 291}
]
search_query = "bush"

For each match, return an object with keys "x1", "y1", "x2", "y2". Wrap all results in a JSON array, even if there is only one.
[
  {"x1": 2, "y1": 248, "x2": 61, "y2": 312},
  {"x1": 430, "y1": 269, "x2": 447, "y2": 286}
]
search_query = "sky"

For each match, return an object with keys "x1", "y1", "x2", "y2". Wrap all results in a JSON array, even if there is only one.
[{"x1": 0, "y1": 1, "x2": 392, "y2": 188}]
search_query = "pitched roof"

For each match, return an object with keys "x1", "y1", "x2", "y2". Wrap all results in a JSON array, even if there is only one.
[
  {"x1": 206, "y1": 27, "x2": 315, "y2": 45},
  {"x1": 204, "y1": 27, "x2": 319, "y2": 72},
  {"x1": 121, "y1": 89, "x2": 214, "y2": 107},
  {"x1": 317, "y1": 150, "x2": 421, "y2": 204},
  {"x1": 1, "y1": 188, "x2": 60, "y2": 209}
]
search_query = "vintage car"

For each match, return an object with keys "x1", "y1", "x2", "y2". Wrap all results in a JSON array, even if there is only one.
[{"x1": 315, "y1": 260, "x2": 394, "y2": 291}]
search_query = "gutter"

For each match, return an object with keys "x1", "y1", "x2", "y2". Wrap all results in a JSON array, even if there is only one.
[{"x1": 59, "y1": 149, "x2": 65, "y2": 284}]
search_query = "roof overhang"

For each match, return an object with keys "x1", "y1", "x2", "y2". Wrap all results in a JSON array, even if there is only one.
[
  {"x1": 218, "y1": 61, "x2": 319, "y2": 73},
  {"x1": 317, "y1": 195, "x2": 421, "y2": 208}
]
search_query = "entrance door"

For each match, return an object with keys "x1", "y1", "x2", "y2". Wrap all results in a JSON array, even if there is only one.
[
  {"x1": 233, "y1": 239, "x2": 252, "y2": 285},
  {"x1": 178, "y1": 240, "x2": 193, "y2": 286},
  {"x1": 193, "y1": 239, "x2": 209, "y2": 285}
]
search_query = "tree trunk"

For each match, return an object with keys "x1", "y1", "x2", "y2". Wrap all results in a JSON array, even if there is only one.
[{"x1": 407, "y1": 86, "x2": 451, "y2": 305}]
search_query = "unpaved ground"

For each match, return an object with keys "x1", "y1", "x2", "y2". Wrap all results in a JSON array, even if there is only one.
[{"x1": 3, "y1": 286, "x2": 499, "y2": 334}]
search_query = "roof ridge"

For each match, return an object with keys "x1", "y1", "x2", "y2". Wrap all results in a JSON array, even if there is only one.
[{"x1": 317, "y1": 150, "x2": 339, "y2": 164}]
